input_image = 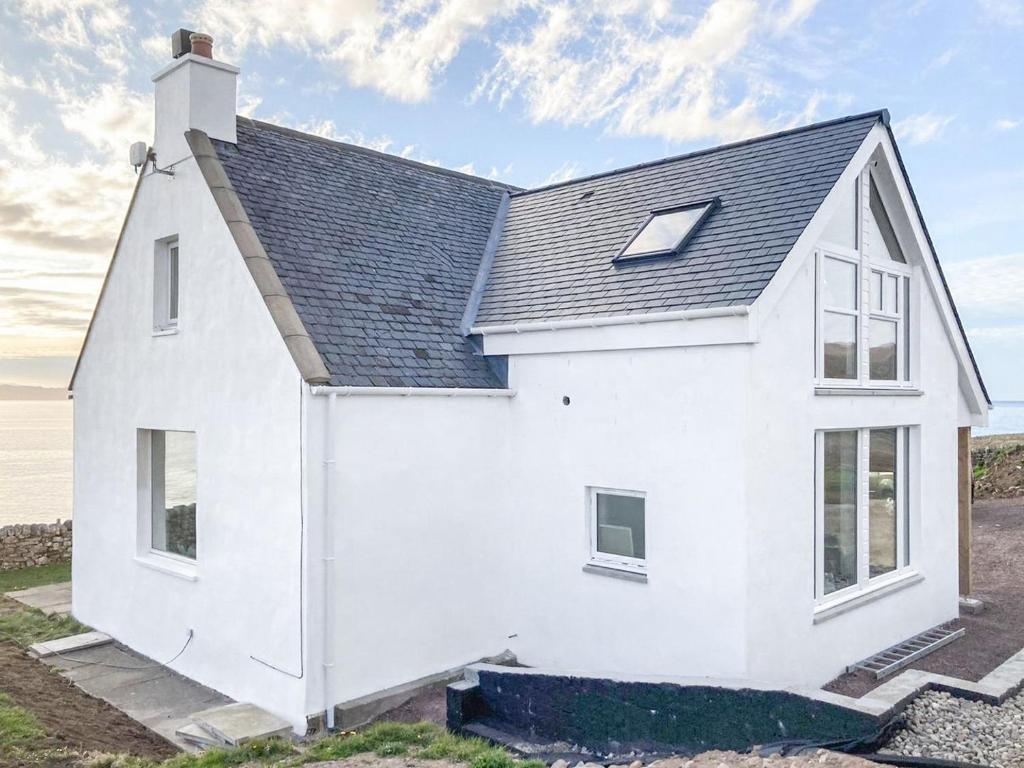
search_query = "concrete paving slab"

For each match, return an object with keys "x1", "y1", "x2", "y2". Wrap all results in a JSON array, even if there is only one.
[
  {"x1": 6, "y1": 582, "x2": 72, "y2": 617},
  {"x1": 175, "y1": 722, "x2": 225, "y2": 749},
  {"x1": 29, "y1": 630, "x2": 112, "y2": 658},
  {"x1": 44, "y1": 640, "x2": 233, "y2": 750},
  {"x1": 42, "y1": 644, "x2": 150, "y2": 681},
  {"x1": 191, "y1": 702, "x2": 292, "y2": 746}
]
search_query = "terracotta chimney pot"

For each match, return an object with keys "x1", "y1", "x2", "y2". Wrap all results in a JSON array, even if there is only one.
[{"x1": 189, "y1": 33, "x2": 213, "y2": 58}]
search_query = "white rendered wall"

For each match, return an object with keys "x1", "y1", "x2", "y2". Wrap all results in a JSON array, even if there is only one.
[
  {"x1": 501, "y1": 345, "x2": 752, "y2": 678},
  {"x1": 303, "y1": 392, "x2": 518, "y2": 711},
  {"x1": 742, "y1": 169, "x2": 962, "y2": 688},
  {"x1": 310, "y1": 340, "x2": 754, "y2": 715},
  {"x1": 72, "y1": 158, "x2": 309, "y2": 730}
]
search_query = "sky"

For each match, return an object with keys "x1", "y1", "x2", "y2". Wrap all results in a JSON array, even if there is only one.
[{"x1": 0, "y1": 0, "x2": 1021, "y2": 398}]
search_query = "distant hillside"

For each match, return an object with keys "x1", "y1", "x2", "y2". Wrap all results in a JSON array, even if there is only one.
[{"x1": 0, "y1": 384, "x2": 68, "y2": 401}]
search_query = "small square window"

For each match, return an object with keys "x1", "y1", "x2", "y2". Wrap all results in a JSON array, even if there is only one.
[
  {"x1": 614, "y1": 200, "x2": 717, "y2": 262},
  {"x1": 589, "y1": 488, "x2": 646, "y2": 570},
  {"x1": 154, "y1": 239, "x2": 179, "y2": 332}
]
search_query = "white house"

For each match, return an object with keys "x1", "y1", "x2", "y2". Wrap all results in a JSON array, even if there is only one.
[{"x1": 70, "y1": 32, "x2": 989, "y2": 734}]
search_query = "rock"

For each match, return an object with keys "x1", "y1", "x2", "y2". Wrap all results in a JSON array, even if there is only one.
[{"x1": 551, "y1": 760, "x2": 569, "y2": 768}]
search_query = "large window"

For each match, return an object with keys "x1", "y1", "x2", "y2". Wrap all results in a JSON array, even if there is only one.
[
  {"x1": 816, "y1": 250, "x2": 912, "y2": 387},
  {"x1": 589, "y1": 488, "x2": 646, "y2": 571},
  {"x1": 145, "y1": 430, "x2": 197, "y2": 560},
  {"x1": 154, "y1": 238, "x2": 179, "y2": 332},
  {"x1": 816, "y1": 427, "x2": 912, "y2": 600}
]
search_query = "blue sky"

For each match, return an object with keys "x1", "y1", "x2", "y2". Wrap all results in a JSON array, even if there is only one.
[{"x1": 0, "y1": 0, "x2": 1021, "y2": 397}]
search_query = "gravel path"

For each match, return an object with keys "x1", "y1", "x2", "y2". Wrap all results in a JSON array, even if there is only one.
[{"x1": 883, "y1": 690, "x2": 1024, "y2": 767}]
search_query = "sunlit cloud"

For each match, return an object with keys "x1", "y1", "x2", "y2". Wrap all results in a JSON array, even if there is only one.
[
  {"x1": 994, "y1": 118, "x2": 1021, "y2": 131},
  {"x1": 475, "y1": 0, "x2": 823, "y2": 143},
  {"x1": 894, "y1": 112, "x2": 955, "y2": 145}
]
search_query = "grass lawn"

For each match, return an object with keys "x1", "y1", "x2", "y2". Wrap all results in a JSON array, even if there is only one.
[
  {"x1": 0, "y1": 561, "x2": 71, "y2": 592},
  {"x1": 7, "y1": 718, "x2": 547, "y2": 768}
]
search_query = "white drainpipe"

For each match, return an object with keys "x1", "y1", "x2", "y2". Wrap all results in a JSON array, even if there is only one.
[{"x1": 323, "y1": 391, "x2": 337, "y2": 729}]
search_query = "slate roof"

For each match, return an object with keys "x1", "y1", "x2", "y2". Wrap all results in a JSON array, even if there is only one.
[
  {"x1": 213, "y1": 118, "x2": 513, "y2": 388},
  {"x1": 474, "y1": 112, "x2": 881, "y2": 326}
]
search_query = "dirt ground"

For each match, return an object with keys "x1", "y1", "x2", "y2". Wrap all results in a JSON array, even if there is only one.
[
  {"x1": 973, "y1": 434, "x2": 1024, "y2": 500},
  {"x1": 826, "y1": 496, "x2": 1024, "y2": 697},
  {"x1": 0, "y1": 641, "x2": 179, "y2": 764},
  {"x1": 370, "y1": 683, "x2": 449, "y2": 725}
]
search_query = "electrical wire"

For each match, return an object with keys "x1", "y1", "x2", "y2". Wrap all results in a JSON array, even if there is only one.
[{"x1": 47, "y1": 629, "x2": 193, "y2": 670}]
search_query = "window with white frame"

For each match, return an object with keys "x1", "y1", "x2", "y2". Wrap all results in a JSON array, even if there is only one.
[
  {"x1": 816, "y1": 251, "x2": 912, "y2": 386},
  {"x1": 816, "y1": 427, "x2": 912, "y2": 600},
  {"x1": 154, "y1": 238, "x2": 179, "y2": 331},
  {"x1": 141, "y1": 429, "x2": 197, "y2": 560},
  {"x1": 589, "y1": 488, "x2": 646, "y2": 571}
]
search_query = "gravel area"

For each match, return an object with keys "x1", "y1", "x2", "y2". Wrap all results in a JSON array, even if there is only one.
[
  {"x1": 827, "y1": 497, "x2": 1024, "y2": 697},
  {"x1": 883, "y1": 689, "x2": 1024, "y2": 767}
]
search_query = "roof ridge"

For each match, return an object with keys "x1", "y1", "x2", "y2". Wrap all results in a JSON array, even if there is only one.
[
  {"x1": 514, "y1": 109, "x2": 890, "y2": 198},
  {"x1": 238, "y1": 117, "x2": 522, "y2": 192}
]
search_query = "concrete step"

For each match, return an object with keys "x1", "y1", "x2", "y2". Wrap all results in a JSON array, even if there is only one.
[
  {"x1": 190, "y1": 702, "x2": 292, "y2": 746},
  {"x1": 29, "y1": 631, "x2": 113, "y2": 658},
  {"x1": 175, "y1": 722, "x2": 228, "y2": 749}
]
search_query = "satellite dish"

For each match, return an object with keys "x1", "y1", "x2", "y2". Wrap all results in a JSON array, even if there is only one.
[{"x1": 129, "y1": 141, "x2": 148, "y2": 170}]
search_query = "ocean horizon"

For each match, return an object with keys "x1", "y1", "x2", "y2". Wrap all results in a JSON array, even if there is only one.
[{"x1": 1, "y1": 398, "x2": 1022, "y2": 526}]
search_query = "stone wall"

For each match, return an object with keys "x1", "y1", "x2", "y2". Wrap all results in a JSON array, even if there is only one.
[{"x1": 0, "y1": 520, "x2": 72, "y2": 571}]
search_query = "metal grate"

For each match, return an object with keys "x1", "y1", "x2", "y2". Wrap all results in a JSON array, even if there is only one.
[{"x1": 847, "y1": 625, "x2": 966, "y2": 680}]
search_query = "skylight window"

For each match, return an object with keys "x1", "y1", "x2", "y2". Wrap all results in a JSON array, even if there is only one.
[{"x1": 614, "y1": 199, "x2": 718, "y2": 263}]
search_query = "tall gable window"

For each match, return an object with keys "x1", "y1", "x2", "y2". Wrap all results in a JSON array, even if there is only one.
[
  {"x1": 154, "y1": 238, "x2": 179, "y2": 332},
  {"x1": 614, "y1": 200, "x2": 718, "y2": 263},
  {"x1": 815, "y1": 172, "x2": 913, "y2": 388},
  {"x1": 138, "y1": 429, "x2": 197, "y2": 564},
  {"x1": 816, "y1": 426, "x2": 913, "y2": 601}
]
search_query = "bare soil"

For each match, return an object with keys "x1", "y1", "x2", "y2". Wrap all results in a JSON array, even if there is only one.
[
  {"x1": 973, "y1": 434, "x2": 1024, "y2": 500},
  {"x1": 369, "y1": 683, "x2": 449, "y2": 726},
  {"x1": 826, "y1": 496, "x2": 1024, "y2": 697},
  {"x1": 0, "y1": 641, "x2": 179, "y2": 765}
]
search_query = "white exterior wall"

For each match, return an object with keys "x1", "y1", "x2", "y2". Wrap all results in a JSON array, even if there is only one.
[
  {"x1": 72, "y1": 158, "x2": 309, "y2": 729},
  {"x1": 742, "y1": 172, "x2": 963, "y2": 688},
  {"x1": 310, "y1": 339, "x2": 753, "y2": 716}
]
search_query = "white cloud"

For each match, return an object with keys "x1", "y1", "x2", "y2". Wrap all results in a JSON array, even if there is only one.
[
  {"x1": 540, "y1": 161, "x2": 581, "y2": 186},
  {"x1": 894, "y1": 112, "x2": 955, "y2": 145},
  {"x1": 13, "y1": 0, "x2": 133, "y2": 73},
  {"x1": 195, "y1": 0, "x2": 515, "y2": 103},
  {"x1": 924, "y1": 47, "x2": 958, "y2": 73},
  {"x1": 995, "y1": 118, "x2": 1021, "y2": 131},
  {"x1": 475, "y1": 0, "x2": 823, "y2": 143},
  {"x1": 977, "y1": 0, "x2": 1024, "y2": 26},
  {"x1": 945, "y1": 253, "x2": 1024, "y2": 314}
]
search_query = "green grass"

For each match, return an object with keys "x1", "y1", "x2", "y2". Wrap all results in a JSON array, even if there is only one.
[
  {"x1": 0, "y1": 692, "x2": 45, "y2": 746},
  {"x1": 0, "y1": 605, "x2": 88, "y2": 647},
  {"x1": 48, "y1": 717, "x2": 543, "y2": 768},
  {"x1": 0, "y1": 562, "x2": 71, "y2": 593}
]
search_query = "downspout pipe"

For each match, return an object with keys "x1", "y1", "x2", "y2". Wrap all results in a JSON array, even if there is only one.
[{"x1": 323, "y1": 391, "x2": 337, "y2": 730}]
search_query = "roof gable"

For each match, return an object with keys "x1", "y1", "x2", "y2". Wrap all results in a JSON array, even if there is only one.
[
  {"x1": 473, "y1": 112, "x2": 882, "y2": 327},
  {"x1": 212, "y1": 118, "x2": 513, "y2": 388}
]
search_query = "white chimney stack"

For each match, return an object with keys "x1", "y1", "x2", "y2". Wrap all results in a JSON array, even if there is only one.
[{"x1": 151, "y1": 30, "x2": 238, "y2": 168}]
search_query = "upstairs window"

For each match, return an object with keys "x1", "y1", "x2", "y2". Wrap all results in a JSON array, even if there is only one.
[
  {"x1": 154, "y1": 238, "x2": 179, "y2": 332},
  {"x1": 816, "y1": 250, "x2": 913, "y2": 387},
  {"x1": 614, "y1": 200, "x2": 718, "y2": 263}
]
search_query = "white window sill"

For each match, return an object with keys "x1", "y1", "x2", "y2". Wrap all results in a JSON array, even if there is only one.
[
  {"x1": 582, "y1": 562, "x2": 648, "y2": 583},
  {"x1": 815, "y1": 386, "x2": 922, "y2": 397},
  {"x1": 813, "y1": 570, "x2": 922, "y2": 624},
  {"x1": 152, "y1": 327, "x2": 179, "y2": 337},
  {"x1": 134, "y1": 553, "x2": 198, "y2": 581}
]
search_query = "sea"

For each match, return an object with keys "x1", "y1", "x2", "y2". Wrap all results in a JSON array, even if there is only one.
[{"x1": 1, "y1": 399, "x2": 1023, "y2": 527}]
